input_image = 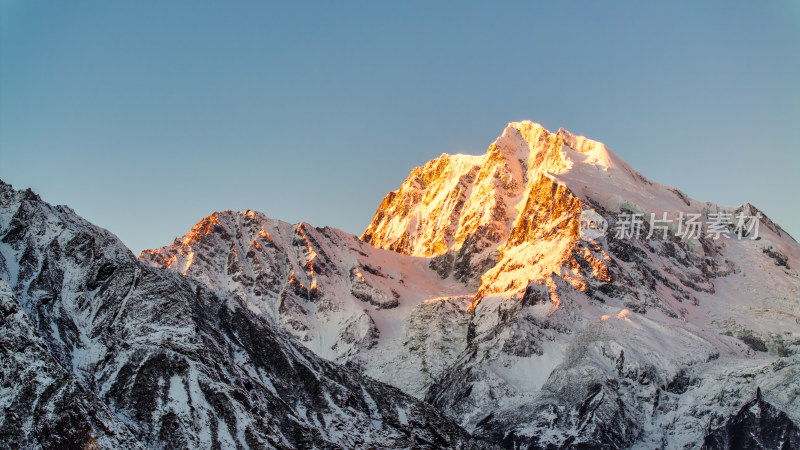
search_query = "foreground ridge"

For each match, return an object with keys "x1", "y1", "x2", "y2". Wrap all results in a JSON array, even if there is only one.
[{"x1": 0, "y1": 181, "x2": 479, "y2": 449}]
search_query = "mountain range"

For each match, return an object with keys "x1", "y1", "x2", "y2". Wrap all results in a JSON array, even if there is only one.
[{"x1": 2, "y1": 121, "x2": 799, "y2": 448}]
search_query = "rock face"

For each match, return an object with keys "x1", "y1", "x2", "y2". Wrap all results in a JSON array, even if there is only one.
[
  {"x1": 0, "y1": 181, "x2": 478, "y2": 448},
  {"x1": 0, "y1": 280, "x2": 141, "y2": 449},
  {"x1": 703, "y1": 389, "x2": 800, "y2": 449},
  {"x1": 361, "y1": 122, "x2": 584, "y2": 286}
]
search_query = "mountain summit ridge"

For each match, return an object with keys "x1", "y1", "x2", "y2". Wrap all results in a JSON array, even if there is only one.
[
  {"x1": 362, "y1": 121, "x2": 797, "y2": 303},
  {"x1": 360, "y1": 121, "x2": 649, "y2": 286}
]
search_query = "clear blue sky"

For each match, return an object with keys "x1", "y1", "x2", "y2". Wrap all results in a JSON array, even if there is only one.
[{"x1": 2, "y1": 1, "x2": 798, "y2": 254}]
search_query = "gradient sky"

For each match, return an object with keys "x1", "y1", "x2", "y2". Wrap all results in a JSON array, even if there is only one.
[{"x1": 2, "y1": 1, "x2": 798, "y2": 254}]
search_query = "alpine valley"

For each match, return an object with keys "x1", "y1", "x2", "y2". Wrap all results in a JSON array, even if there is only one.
[{"x1": 2, "y1": 121, "x2": 799, "y2": 449}]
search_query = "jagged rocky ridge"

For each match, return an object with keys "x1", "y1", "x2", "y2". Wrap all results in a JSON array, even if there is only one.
[
  {"x1": 0, "y1": 182, "x2": 478, "y2": 449},
  {"x1": 143, "y1": 121, "x2": 800, "y2": 448},
  {"x1": 139, "y1": 210, "x2": 474, "y2": 397}
]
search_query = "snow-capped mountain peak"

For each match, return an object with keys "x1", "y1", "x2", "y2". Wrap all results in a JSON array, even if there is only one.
[{"x1": 354, "y1": 122, "x2": 800, "y2": 446}]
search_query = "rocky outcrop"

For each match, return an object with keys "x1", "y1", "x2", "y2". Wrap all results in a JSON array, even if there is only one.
[{"x1": 703, "y1": 388, "x2": 800, "y2": 449}]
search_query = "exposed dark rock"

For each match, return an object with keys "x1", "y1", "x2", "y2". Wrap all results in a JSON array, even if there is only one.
[{"x1": 703, "y1": 389, "x2": 800, "y2": 449}]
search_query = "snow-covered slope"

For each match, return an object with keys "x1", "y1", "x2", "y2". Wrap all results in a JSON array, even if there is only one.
[
  {"x1": 140, "y1": 210, "x2": 473, "y2": 396},
  {"x1": 142, "y1": 121, "x2": 800, "y2": 448},
  {"x1": 0, "y1": 181, "x2": 479, "y2": 449}
]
